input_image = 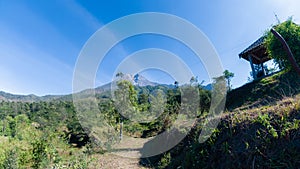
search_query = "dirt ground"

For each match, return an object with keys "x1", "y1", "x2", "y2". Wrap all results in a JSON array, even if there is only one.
[
  {"x1": 91, "y1": 153, "x2": 148, "y2": 169},
  {"x1": 90, "y1": 136, "x2": 153, "y2": 169}
]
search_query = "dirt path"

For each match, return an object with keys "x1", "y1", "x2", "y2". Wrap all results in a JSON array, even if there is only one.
[
  {"x1": 91, "y1": 153, "x2": 147, "y2": 169},
  {"x1": 90, "y1": 136, "x2": 153, "y2": 169},
  {"x1": 111, "y1": 135, "x2": 153, "y2": 158}
]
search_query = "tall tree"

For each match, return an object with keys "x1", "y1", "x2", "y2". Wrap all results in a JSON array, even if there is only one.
[
  {"x1": 149, "y1": 89, "x2": 166, "y2": 121},
  {"x1": 116, "y1": 72, "x2": 124, "y2": 78},
  {"x1": 114, "y1": 80, "x2": 138, "y2": 139},
  {"x1": 223, "y1": 70, "x2": 234, "y2": 91},
  {"x1": 174, "y1": 81, "x2": 179, "y2": 88},
  {"x1": 190, "y1": 76, "x2": 198, "y2": 86}
]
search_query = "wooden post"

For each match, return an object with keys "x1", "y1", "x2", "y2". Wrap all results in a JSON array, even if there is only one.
[
  {"x1": 260, "y1": 62, "x2": 265, "y2": 76},
  {"x1": 248, "y1": 54, "x2": 257, "y2": 79},
  {"x1": 1, "y1": 119, "x2": 4, "y2": 134},
  {"x1": 119, "y1": 117, "x2": 123, "y2": 140}
]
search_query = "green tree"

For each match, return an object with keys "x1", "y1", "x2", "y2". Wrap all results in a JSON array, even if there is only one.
[
  {"x1": 114, "y1": 80, "x2": 139, "y2": 119},
  {"x1": 115, "y1": 72, "x2": 124, "y2": 78},
  {"x1": 31, "y1": 136, "x2": 48, "y2": 169},
  {"x1": 223, "y1": 70, "x2": 234, "y2": 91},
  {"x1": 3, "y1": 116, "x2": 16, "y2": 138},
  {"x1": 265, "y1": 18, "x2": 300, "y2": 70},
  {"x1": 198, "y1": 89, "x2": 211, "y2": 114},
  {"x1": 190, "y1": 76, "x2": 198, "y2": 86},
  {"x1": 2, "y1": 149, "x2": 18, "y2": 169},
  {"x1": 174, "y1": 81, "x2": 179, "y2": 88},
  {"x1": 149, "y1": 89, "x2": 166, "y2": 120},
  {"x1": 212, "y1": 76, "x2": 227, "y2": 108},
  {"x1": 114, "y1": 80, "x2": 139, "y2": 139}
]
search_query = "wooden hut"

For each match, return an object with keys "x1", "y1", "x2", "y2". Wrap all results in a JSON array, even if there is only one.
[{"x1": 239, "y1": 36, "x2": 271, "y2": 79}]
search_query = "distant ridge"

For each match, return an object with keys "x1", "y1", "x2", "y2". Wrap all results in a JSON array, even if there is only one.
[
  {"x1": 0, "y1": 74, "x2": 161, "y2": 102},
  {"x1": 203, "y1": 84, "x2": 212, "y2": 91},
  {"x1": 0, "y1": 91, "x2": 62, "y2": 102},
  {"x1": 0, "y1": 74, "x2": 212, "y2": 102}
]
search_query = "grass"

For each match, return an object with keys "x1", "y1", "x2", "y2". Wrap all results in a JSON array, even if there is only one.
[
  {"x1": 141, "y1": 71, "x2": 300, "y2": 169},
  {"x1": 227, "y1": 70, "x2": 300, "y2": 110},
  {"x1": 142, "y1": 94, "x2": 300, "y2": 168},
  {"x1": 1, "y1": 70, "x2": 299, "y2": 168}
]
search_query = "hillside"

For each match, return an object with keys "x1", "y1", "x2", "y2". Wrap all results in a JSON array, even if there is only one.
[
  {"x1": 0, "y1": 78, "x2": 212, "y2": 168},
  {"x1": 227, "y1": 70, "x2": 300, "y2": 110},
  {"x1": 140, "y1": 71, "x2": 300, "y2": 168},
  {"x1": 141, "y1": 94, "x2": 300, "y2": 168},
  {"x1": 1, "y1": 71, "x2": 299, "y2": 168}
]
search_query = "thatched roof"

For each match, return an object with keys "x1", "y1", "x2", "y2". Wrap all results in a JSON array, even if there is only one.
[{"x1": 239, "y1": 36, "x2": 271, "y2": 64}]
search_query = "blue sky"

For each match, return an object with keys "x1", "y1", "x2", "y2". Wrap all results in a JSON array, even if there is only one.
[{"x1": 1, "y1": 0, "x2": 300, "y2": 96}]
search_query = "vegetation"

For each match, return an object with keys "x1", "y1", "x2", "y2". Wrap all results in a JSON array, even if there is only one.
[
  {"x1": 0, "y1": 101, "x2": 92, "y2": 168},
  {"x1": 227, "y1": 70, "x2": 300, "y2": 110},
  {"x1": 0, "y1": 69, "x2": 299, "y2": 168},
  {"x1": 223, "y1": 70, "x2": 234, "y2": 91},
  {"x1": 0, "y1": 79, "x2": 211, "y2": 168},
  {"x1": 141, "y1": 70, "x2": 300, "y2": 169},
  {"x1": 141, "y1": 93, "x2": 300, "y2": 168},
  {"x1": 265, "y1": 18, "x2": 300, "y2": 70}
]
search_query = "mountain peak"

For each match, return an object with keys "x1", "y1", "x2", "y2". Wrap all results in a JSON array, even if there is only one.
[{"x1": 116, "y1": 73, "x2": 158, "y2": 87}]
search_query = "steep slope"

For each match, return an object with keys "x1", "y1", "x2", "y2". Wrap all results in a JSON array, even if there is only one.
[
  {"x1": 142, "y1": 94, "x2": 300, "y2": 168},
  {"x1": 227, "y1": 70, "x2": 300, "y2": 110},
  {"x1": 140, "y1": 71, "x2": 300, "y2": 168}
]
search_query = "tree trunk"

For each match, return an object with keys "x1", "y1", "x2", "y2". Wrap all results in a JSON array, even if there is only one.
[
  {"x1": 271, "y1": 28, "x2": 300, "y2": 76},
  {"x1": 119, "y1": 118, "x2": 123, "y2": 140}
]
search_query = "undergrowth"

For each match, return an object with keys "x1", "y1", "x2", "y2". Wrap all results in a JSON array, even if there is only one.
[
  {"x1": 141, "y1": 71, "x2": 300, "y2": 169},
  {"x1": 227, "y1": 70, "x2": 300, "y2": 110}
]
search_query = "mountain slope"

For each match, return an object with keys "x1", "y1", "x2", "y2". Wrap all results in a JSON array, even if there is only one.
[
  {"x1": 227, "y1": 70, "x2": 300, "y2": 110},
  {"x1": 0, "y1": 91, "x2": 62, "y2": 102},
  {"x1": 0, "y1": 74, "x2": 168, "y2": 102},
  {"x1": 141, "y1": 71, "x2": 300, "y2": 168}
]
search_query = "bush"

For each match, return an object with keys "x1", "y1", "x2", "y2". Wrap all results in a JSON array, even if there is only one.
[
  {"x1": 265, "y1": 18, "x2": 300, "y2": 70},
  {"x1": 2, "y1": 149, "x2": 18, "y2": 169},
  {"x1": 31, "y1": 137, "x2": 48, "y2": 169}
]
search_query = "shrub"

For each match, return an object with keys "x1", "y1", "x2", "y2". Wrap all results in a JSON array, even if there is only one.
[
  {"x1": 265, "y1": 18, "x2": 300, "y2": 70},
  {"x1": 2, "y1": 149, "x2": 18, "y2": 169}
]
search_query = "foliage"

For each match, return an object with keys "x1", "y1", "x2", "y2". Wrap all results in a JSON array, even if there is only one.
[
  {"x1": 265, "y1": 18, "x2": 300, "y2": 70},
  {"x1": 0, "y1": 79, "x2": 212, "y2": 168},
  {"x1": 141, "y1": 93, "x2": 300, "y2": 168},
  {"x1": 0, "y1": 101, "x2": 93, "y2": 168},
  {"x1": 1, "y1": 71, "x2": 299, "y2": 168},
  {"x1": 227, "y1": 70, "x2": 300, "y2": 110},
  {"x1": 223, "y1": 70, "x2": 234, "y2": 91},
  {"x1": 31, "y1": 137, "x2": 47, "y2": 168},
  {"x1": 2, "y1": 149, "x2": 18, "y2": 169},
  {"x1": 114, "y1": 80, "x2": 139, "y2": 121},
  {"x1": 158, "y1": 152, "x2": 171, "y2": 169}
]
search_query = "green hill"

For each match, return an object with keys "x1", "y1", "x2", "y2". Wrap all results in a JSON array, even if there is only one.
[
  {"x1": 141, "y1": 71, "x2": 300, "y2": 168},
  {"x1": 227, "y1": 71, "x2": 300, "y2": 110},
  {"x1": 0, "y1": 71, "x2": 299, "y2": 168}
]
